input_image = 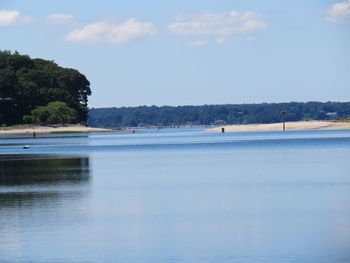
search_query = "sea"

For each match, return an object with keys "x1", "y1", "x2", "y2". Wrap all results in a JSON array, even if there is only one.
[{"x1": 0, "y1": 128, "x2": 350, "y2": 263}]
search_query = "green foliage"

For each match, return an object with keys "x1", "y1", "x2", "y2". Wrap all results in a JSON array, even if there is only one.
[
  {"x1": 0, "y1": 50, "x2": 91, "y2": 125},
  {"x1": 344, "y1": 115, "x2": 350, "y2": 121},
  {"x1": 88, "y1": 102, "x2": 350, "y2": 128},
  {"x1": 22, "y1": 115, "x2": 33, "y2": 124},
  {"x1": 30, "y1": 101, "x2": 78, "y2": 125}
]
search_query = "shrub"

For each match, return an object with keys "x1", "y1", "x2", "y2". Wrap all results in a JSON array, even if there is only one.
[{"x1": 30, "y1": 101, "x2": 78, "y2": 125}]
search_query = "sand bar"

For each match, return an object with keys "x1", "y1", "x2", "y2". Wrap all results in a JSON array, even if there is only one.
[
  {"x1": 0, "y1": 125, "x2": 113, "y2": 136},
  {"x1": 208, "y1": 121, "x2": 350, "y2": 133}
]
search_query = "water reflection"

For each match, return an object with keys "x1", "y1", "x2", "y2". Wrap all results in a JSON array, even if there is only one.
[
  {"x1": 0, "y1": 155, "x2": 90, "y2": 186},
  {"x1": 0, "y1": 155, "x2": 91, "y2": 262},
  {"x1": 0, "y1": 154, "x2": 90, "y2": 209}
]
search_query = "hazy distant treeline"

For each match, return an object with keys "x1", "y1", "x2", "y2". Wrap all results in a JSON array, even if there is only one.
[{"x1": 88, "y1": 102, "x2": 350, "y2": 128}]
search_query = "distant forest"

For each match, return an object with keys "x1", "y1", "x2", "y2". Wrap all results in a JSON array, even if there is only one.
[
  {"x1": 88, "y1": 102, "x2": 350, "y2": 128},
  {"x1": 0, "y1": 51, "x2": 91, "y2": 125}
]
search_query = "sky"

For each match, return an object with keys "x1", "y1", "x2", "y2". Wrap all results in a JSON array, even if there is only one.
[{"x1": 0, "y1": 0, "x2": 349, "y2": 108}]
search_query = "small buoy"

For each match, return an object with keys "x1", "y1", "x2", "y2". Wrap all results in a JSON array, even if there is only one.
[{"x1": 23, "y1": 145, "x2": 30, "y2": 149}]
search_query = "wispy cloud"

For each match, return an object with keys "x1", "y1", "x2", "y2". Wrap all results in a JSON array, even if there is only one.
[
  {"x1": 186, "y1": 40, "x2": 208, "y2": 47},
  {"x1": 168, "y1": 10, "x2": 266, "y2": 40},
  {"x1": 216, "y1": 37, "x2": 228, "y2": 45},
  {"x1": 326, "y1": 0, "x2": 350, "y2": 23},
  {"x1": 46, "y1": 13, "x2": 74, "y2": 24},
  {"x1": 0, "y1": 10, "x2": 33, "y2": 27},
  {"x1": 64, "y1": 19, "x2": 157, "y2": 44}
]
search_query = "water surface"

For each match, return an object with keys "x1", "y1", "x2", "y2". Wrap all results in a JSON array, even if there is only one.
[{"x1": 1, "y1": 129, "x2": 350, "y2": 263}]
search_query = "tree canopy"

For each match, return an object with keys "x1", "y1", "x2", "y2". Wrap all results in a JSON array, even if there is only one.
[
  {"x1": 0, "y1": 50, "x2": 91, "y2": 125},
  {"x1": 88, "y1": 102, "x2": 350, "y2": 128}
]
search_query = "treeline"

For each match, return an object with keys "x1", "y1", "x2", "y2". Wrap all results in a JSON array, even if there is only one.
[
  {"x1": 0, "y1": 51, "x2": 91, "y2": 125},
  {"x1": 88, "y1": 102, "x2": 350, "y2": 128}
]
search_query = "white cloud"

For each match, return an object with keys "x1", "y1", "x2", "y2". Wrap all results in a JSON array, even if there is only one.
[
  {"x1": 46, "y1": 13, "x2": 74, "y2": 24},
  {"x1": 326, "y1": 0, "x2": 350, "y2": 23},
  {"x1": 168, "y1": 10, "x2": 266, "y2": 37},
  {"x1": 186, "y1": 40, "x2": 208, "y2": 47},
  {"x1": 64, "y1": 19, "x2": 157, "y2": 44},
  {"x1": 0, "y1": 10, "x2": 33, "y2": 27}
]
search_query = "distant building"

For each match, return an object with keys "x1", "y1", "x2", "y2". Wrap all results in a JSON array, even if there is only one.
[
  {"x1": 214, "y1": 120, "x2": 226, "y2": 125},
  {"x1": 326, "y1": 112, "x2": 338, "y2": 120}
]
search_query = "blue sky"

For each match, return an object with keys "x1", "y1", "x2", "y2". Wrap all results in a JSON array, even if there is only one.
[{"x1": 1, "y1": 0, "x2": 349, "y2": 107}]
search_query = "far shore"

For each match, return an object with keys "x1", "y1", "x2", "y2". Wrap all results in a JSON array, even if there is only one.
[
  {"x1": 208, "y1": 121, "x2": 350, "y2": 133},
  {"x1": 0, "y1": 124, "x2": 114, "y2": 136},
  {"x1": 1, "y1": 121, "x2": 350, "y2": 136}
]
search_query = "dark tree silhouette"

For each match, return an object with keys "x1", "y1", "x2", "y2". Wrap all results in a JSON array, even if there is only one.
[{"x1": 0, "y1": 50, "x2": 91, "y2": 125}]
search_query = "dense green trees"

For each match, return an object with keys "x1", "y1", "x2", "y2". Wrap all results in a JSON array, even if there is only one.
[
  {"x1": 88, "y1": 102, "x2": 350, "y2": 128},
  {"x1": 0, "y1": 50, "x2": 91, "y2": 125},
  {"x1": 24, "y1": 101, "x2": 78, "y2": 125}
]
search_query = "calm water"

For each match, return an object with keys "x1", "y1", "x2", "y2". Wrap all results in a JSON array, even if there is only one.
[{"x1": 1, "y1": 129, "x2": 350, "y2": 263}]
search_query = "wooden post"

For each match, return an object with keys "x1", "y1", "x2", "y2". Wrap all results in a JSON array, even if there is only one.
[{"x1": 281, "y1": 110, "x2": 287, "y2": 132}]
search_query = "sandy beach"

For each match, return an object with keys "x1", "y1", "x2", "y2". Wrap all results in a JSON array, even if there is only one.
[
  {"x1": 0, "y1": 124, "x2": 113, "y2": 136},
  {"x1": 208, "y1": 121, "x2": 350, "y2": 133}
]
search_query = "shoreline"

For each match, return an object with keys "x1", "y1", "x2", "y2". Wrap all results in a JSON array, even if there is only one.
[
  {"x1": 1, "y1": 121, "x2": 350, "y2": 136},
  {"x1": 207, "y1": 121, "x2": 350, "y2": 133},
  {"x1": 0, "y1": 124, "x2": 114, "y2": 136}
]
